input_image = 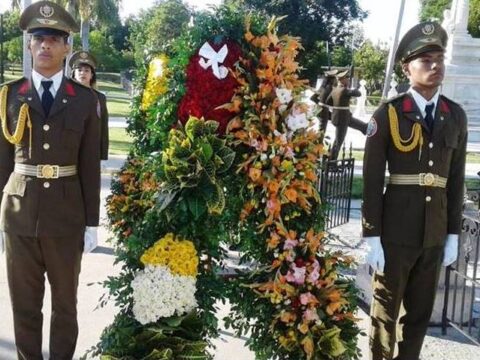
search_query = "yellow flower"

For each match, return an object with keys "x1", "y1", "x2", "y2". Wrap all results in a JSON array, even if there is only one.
[
  {"x1": 140, "y1": 233, "x2": 199, "y2": 276},
  {"x1": 141, "y1": 54, "x2": 170, "y2": 110}
]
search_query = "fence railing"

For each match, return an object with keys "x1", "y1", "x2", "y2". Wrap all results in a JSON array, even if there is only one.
[
  {"x1": 318, "y1": 152, "x2": 355, "y2": 230},
  {"x1": 442, "y1": 212, "x2": 480, "y2": 345}
]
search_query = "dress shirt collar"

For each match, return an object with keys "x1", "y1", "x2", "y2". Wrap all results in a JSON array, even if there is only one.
[
  {"x1": 408, "y1": 87, "x2": 440, "y2": 118},
  {"x1": 32, "y1": 69, "x2": 64, "y2": 98}
]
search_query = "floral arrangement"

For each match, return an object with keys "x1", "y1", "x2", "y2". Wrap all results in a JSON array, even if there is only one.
[
  {"x1": 132, "y1": 233, "x2": 199, "y2": 325},
  {"x1": 223, "y1": 17, "x2": 361, "y2": 360},
  {"x1": 95, "y1": 6, "x2": 360, "y2": 360},
  {"x1": 177, "y1": 38, "x2": 243, "y2": 134},
  {"x1": 141, "y1": 54, "x2": 170, "y2": 110}
]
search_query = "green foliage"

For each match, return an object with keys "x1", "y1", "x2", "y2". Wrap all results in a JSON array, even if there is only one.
[
  {"x1": 331, "y1": 46, "x2": 352, "y2": 68},
  {"x1": 128, "y1": 0, "x2": 191, "y2": 65},
  {"x1": 1, "y1": 10, "x2": 21, "y2": 42},
  {"x1": 419, "y1": 0, "x2": 452, "y2": 21},
  {"x1": 86, "y1": 312, "x2": 211, "y2": 360},
  {"x1": 353, "y1": 40, "x2": 388, "y2": 93},
  {"x1": 5, "y1": 36, "x2": 22, "y2": 63},
  {"x1": 420, "y1": 0, "x2": 480, "y2": 37},
  {"x1": 158, "y1": 117, "x2": 235, "y2": 216},
  {"x1": 72, "y1": 30, "x2": 130, "y2": 72},
  {"x1": 228, "y1": 0, "x2": 367, "y2": 82}
]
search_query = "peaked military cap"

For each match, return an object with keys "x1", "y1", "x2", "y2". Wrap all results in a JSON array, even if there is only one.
[
  {"x1": 19, "y1": 1, "x2": 79, "y2": 36},
  {"x1": 394, "y1": 21, "x2": 448, "y2": 63},
  {"x1": 336, "y1": 69, "x2": 350, "y2": 79},
  {"x1": 324, "y1": 69, "x2": 339, "y2": 77},
  {"x1": 69, "y1": 51, "x2": 97, "y2": 71}
]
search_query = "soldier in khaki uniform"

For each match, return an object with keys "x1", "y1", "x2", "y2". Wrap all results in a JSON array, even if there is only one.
[
  {"x1": 69, "y1": 51, "x2": 109, "y2": 160},
  {"x1": 362, "y1": 22, "x2": 467, "y2": 360},
  {"x1": 310, "y1": 69, "x2": 338, "y2": 140},
  {"x1": 0, "y1": 1, "x2": 101, "y2": 359},
  {"x1": 326, "y1": 69, "x2": 368, "y2": 160}
]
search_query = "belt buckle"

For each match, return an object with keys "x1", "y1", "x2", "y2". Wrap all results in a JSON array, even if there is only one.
[
  {"x1": 37, "y1": 165, "x2": 59, "y2": 179},
  {"x1": 420, "y1": 172, "x2": 435, "y2": 186}
]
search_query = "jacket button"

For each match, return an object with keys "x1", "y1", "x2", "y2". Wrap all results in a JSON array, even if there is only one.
[
  {"x1": 428, "y1": 160, "x2": 433, "y2": 166},
  {"x1": 43, "y1": 182, "x2": 50, "y2": 189},
  {"x1": 426, "y1": 196, "x2": 432, "y2": 202},
  {"x1": 429, "y1": 142, "x2": 433, "y2": 149},
  {"x1": 43, "y1": 124, "x2": 50, "y2": 131},
  {"x1": 43, "y1": 143, "x2": 50, "y2": 150}
]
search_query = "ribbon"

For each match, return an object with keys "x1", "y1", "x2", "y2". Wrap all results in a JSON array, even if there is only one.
[{"x1": 198, "y1": 42, "x2": 229, "y2": 79}]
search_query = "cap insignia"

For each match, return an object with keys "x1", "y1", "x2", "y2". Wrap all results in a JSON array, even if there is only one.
[
  {"x1": 422, "y1": 24, "x2": 435, "y2": 36},
  {"x1": 40, "y1": 4, "x2": 54, "y2": 18},
  {"x1": 36, "y1": 18, "x2": 58, "y2": 25},
  {"x1": 80, "y1": 52, "x2": 88, "y2": 59}
]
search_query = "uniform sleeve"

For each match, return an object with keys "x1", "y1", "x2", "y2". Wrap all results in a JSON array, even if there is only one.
[
  {"x1": 99, "y1": 93, "x2": 109, "y2": 160},
  {"x1": 0, "y1": 91, "x2": 15, "y2": 207},
  {"x1": 362, "y1": 105, "x2": 389, "y2": 237},
  {"x1": 79, "y1": 93, "x2": 101, "y2": 226},
  {"x1": 447, "y1": 109, "x2": 468, "y2": 234},
  {"x1": 346, "y1": 88, "x2": 361, "y2": 98}
]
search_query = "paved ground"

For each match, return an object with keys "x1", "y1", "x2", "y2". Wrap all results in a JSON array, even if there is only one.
[{"x1": 0, "y1": 120, "x2": 479, "y2": 359}]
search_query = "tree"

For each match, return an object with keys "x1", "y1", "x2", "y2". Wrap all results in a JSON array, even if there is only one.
[
  {"x1": 226, "y1": 0, "x2": 367, "y2": 83},
  {"x1": 55, "y1": 0, "x2": 122, "y2": 50},
  {"x1": 353, "y1": 40, "x2": 388, "y2": 93},
  {"x1": 420, "y1": 0, "x2": 480, "y2": 37},
  {"x1": 128, "y1": 0, "x2": 191, "y2": 65}
]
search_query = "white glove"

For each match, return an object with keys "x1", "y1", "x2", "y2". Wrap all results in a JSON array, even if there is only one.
[
  {"x1": 0, "y1": 231, "x2": 4, "y2": 253},
  {"x1": 442, "y1": 234, "x2": 459, "y2": 266},
  {"x1": 365, "y1": 236, "x2": 385, "y2": 272},
  {"x1": 83, "y1": 226, "x2": 98, "y2": 253}
]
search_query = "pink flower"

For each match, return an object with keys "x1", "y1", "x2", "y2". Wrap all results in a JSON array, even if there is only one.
[
  {"x1": 284, "y1": 238, "x2": 298, "y2": 250},
  {"x1": 300, "y1": 292, "x2": 317, "y2": 305},
  {"x1": 303, "y1": 308, "x2": 319, "y2": 322},
  {"x1": 285, "y1": 263, "x2": 306, "y2": 285},
  {"x1": 307, "y1": 260, "x2": 320, "y2": 284}
]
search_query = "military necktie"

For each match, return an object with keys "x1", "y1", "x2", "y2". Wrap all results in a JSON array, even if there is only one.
[
  {"x1": 424, "y1": 103, "x2": 435, "y2": 132},
  {"x1": 41, "y1": 80, "x2": 54, "y2": 116}
]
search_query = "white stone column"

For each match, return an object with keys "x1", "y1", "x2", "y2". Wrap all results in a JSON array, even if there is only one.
[{"x1": 22, "y1": 0, "x2": 32, "y2": 76}]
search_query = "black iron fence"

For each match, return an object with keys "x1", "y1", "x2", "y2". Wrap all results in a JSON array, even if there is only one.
[
  {"x1": 318, "y1": 152, "x2": 355, "y2": 230},
  {"x1": 442, "y1": 212, "x2": 480, "y2": 345}
]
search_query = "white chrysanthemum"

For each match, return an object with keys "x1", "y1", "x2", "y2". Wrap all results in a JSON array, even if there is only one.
[{"x1": 131, "y1": 265, "x2": 197, "y2": 325}]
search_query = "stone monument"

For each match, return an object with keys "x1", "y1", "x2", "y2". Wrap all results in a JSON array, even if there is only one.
[{"x1": 442, "y1": 0, "x2": 480, "y2": 125}]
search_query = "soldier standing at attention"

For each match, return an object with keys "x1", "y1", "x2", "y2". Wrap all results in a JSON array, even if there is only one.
[
  {"x1": 363, "y1": 22, "x2": 467, "y2": 360},
  {"x1": 310, "y1": 69, "x2": 338, "y2": 141},
  {"x1": 0, "y1": 1, "x2": 101, "y2": 359},
  {"x1": 326, "y1": 69, "x2": 368, "y2": 160},
  {"x1": 69, "y1": 51, "x2": 109, "y2": 161}
]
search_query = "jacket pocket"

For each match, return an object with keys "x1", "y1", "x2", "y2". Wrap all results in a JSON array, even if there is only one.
[{"x1": 2, "y1": 175, "x2": 26, "y2": 197}]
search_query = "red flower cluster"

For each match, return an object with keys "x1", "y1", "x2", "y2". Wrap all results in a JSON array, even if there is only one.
[{"x1": 177, "y1": 38, "x2": 243, "y2": 134}]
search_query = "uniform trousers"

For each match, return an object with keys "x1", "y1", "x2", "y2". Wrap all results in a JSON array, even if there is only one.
[
  {"x1": 330, "y1": 115, "x2": 367, "y2": 160},
  {"x1": 5, "y1": 232, "x2": 83, "y2": 360},
  {"x1": 369, "y1": 242, "x2": 443, "y2": 360}
]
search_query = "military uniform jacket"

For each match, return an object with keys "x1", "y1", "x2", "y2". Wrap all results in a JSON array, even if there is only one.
[
  {"x1": 0, "y1": 76, "x2": 101, "y2": 237},
  {"x1": 326, "y1": 84, "x2": 360, "y2": 126},
  {"x1": 311, "y1": 84, "x2": 333, "y2": 120},
  {"x1": 94, "y1": 89, "x2": 109, "y2": 160},
  {"x1": 362, "y1": 93, "x2": 468, "y2": 248}
]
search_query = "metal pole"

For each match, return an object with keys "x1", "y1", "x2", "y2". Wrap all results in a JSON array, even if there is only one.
[
  {"x1": 381, "y1": 0, "x2": 406, "y2": 99},
  {"x1": 22, "y1": 0, "x2": 32, "y2": 76},
  {"x1": 0, "y1": 13, "x2": 4, "y2": 84}
]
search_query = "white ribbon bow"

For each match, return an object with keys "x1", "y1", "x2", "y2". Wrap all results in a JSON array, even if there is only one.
[{"x1": 198, "y1": 42, "x2": 229, "y2": 79}]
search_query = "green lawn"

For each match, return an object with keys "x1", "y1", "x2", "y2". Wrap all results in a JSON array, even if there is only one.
[
  {"x1": 107, "y1": 97, "x2": 131, "y2": 117},
  {"x1": 109, "y1": 128, "x2": 133, "y2": 155}
]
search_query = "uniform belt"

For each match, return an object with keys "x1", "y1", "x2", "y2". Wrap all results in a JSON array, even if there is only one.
[
  {"x1": 316, "y1": 101, "x2": 351, "y2": 111},
  {"x1": 14, "y1": 164, "x2": 77, "y2": 179},
  {"x1": 388, "y1": 173, "x2": 447, "y2": 188}
]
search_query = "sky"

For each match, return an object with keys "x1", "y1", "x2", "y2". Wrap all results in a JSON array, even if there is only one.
[{"x1": 119, "y1": 0, "x2": 422, "y2": 44}]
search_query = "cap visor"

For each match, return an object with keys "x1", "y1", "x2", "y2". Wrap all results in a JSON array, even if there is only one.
[{"x1": 28, "y1": 28, "x2": 69, "y2": 37}]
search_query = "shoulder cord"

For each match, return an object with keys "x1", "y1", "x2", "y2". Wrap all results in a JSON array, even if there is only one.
[
  {"x1": 0, "y1": 86, "x2": 32, "y2": 158},
  {"x1": 388, "y1": 103, "x2": 423, "y2": 160}
]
